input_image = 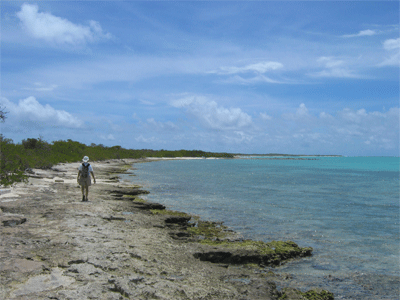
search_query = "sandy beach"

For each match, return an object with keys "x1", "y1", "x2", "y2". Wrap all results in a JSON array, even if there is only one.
[{"x1": 0, "y1": 159, "x2": 333, "y2": 300}]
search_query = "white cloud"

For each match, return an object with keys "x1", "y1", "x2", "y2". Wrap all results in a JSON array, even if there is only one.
[
  {"x1": 267, "y1": 103, "x2": 399, "y2": 154},
  {"x1": 135, "y1": 135, "x2": 158, "y2": 143},
  {"x1": 222, "y1": 131, "x2": 254, "y2": 144},
  {"x1": 171, "y1": 95, "x2": 253, "y2": 130},
  {"x1": 379, "y1": 37, "x2": 400, "y2": 66},
  {"x1": 144, "y1": 118, "x2": 179, "y2": 131},
  {"x1": 307, "y1": 106, "x2": 398, "y2": 150},
  {"x1": 1, "y1": 96, "x2": 83, "y2": 128},
  {"x1": 23, "y1": 82, "x2": 58, "y2": 92},
  {"x1": 317, "y1": 56, "x2": 344, "y2": 68},
  {"x1": 337, "y1": 108, "x2": 368, "y2": 123},
  {"x1": 332, "y1": 107, "x2": 399, "y2": 149},
  {"x1": 283, "y1": 103, "x2": 312, "y2": 121},
  {"x1": 383, "y1": 38, "x2": 400, "y2": 51},
  {"x1": 209, "y1": 61, "x2": 286, "y2": 84},
  {"x1": 310, "y1": 56, "x2": 359, "y2": 78},
  {"x1": 139, "y1": 99, "x2": 155, "y2": 106},
  {"x1": 220, "y1": 74, "x2": 284, "y2": 85},
  {"x1": 16, "y1": 3, "x2": 111, "y2": 46},
  {"x1": 100, "y1": 134, "x2": 115, "y2": 141},
  {"x1": 260, "y1": 112, "x2": 272, "y2": 121},
  {"x1": 296, "y1": 103, "x2": 310, "y2": 117},
  {"x1": 319, "y1": 111, "x2": 335, "y2": 121},
  {"x1": 161, "y1": 103, "x2": 397, "y2": 154},
  {"x1": 213, "y1": 61, "x2": 284, "y2": 75},
  {"x1": 342, "y1": 29, "x2": 377, "y2": 38}
]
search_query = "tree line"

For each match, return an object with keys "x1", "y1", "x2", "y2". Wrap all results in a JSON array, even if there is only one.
[{"x1": 0, "y1": 136, "x2": 233, "y2": 187}]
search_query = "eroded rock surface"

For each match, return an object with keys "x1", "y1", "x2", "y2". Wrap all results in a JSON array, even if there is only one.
[{"x1": 0, "y1": 159, "x2": 332, "y2": 299}]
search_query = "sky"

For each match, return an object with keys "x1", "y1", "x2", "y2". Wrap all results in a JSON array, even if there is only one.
[{"x1": 1, "y1": 1, "x2": 399, "y2": 156}]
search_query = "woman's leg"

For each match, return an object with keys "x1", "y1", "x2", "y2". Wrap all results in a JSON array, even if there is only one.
[
  {"x1": 85, "y1": 185, "x2": 89, "y2": 200},
  {"x1": 81, "y1": 184, "x2": 85, "y2": 201}
]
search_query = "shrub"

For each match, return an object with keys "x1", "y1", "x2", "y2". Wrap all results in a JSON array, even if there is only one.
[{"x1": 0, "y1": 135, "x2": 27, "y2": 186}]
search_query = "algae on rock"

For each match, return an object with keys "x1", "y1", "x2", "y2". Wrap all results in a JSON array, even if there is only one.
[{"x1": 279, "y1": 287, "x2": 334, "y2": 300}]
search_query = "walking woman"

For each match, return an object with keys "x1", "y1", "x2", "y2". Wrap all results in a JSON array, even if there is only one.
[{"x1": 77, "y1": 156, "x2": 96, "y2": 201}]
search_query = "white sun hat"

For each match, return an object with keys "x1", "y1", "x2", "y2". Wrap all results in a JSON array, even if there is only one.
[{"x1": 82, "y1": 156, "x2": 89, "y2": 162}]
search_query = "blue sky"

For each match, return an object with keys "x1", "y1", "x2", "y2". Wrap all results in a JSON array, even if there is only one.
[{"x1": 1, "y1": 1, "x2": 399, "y2": 156}]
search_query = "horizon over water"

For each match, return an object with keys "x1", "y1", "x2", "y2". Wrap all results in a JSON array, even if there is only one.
[{"x1": 123, "y1": 156, "x2": 399, "y2": 299}]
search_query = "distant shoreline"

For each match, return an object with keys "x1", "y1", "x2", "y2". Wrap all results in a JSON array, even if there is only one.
[{"x1": 234, "y1": 154, "x2": 343, "y2": 157}]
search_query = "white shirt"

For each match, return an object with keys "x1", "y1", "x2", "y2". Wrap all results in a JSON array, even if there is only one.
[{"x1": 78, "y1": 163, "x2": 93, "y2": 172}]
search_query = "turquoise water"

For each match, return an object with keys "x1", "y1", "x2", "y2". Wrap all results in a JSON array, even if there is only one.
[{"x1": 126, "y1": 157, "x2": 399, "y2": 299}]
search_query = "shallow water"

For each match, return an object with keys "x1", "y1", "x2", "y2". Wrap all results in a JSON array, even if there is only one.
[{"x1": 124, "y1": 157, "x2": 400, "y2": 299}]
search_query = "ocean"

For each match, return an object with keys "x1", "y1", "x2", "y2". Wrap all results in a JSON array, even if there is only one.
[{"x1": 122, "y1": 156, "x2": 399, "y2": 299}]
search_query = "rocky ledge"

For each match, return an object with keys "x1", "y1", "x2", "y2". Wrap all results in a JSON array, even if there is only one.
[{"x1": 0, "y1": 159, "x2": 333, "y2": 300}]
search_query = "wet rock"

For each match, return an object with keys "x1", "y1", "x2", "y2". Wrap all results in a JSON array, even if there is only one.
[
  {"x1": 193, "y1": 240, "x2": 312, "y2": 267},
  {"x1": 165, "y1": 215, "x2": 191, "y2": 225},
  {"x1": 109, "y1": 188, "x2": 149, "y2": 197},
  {"x1": 132, "y1": 202, "x2": 166, "y2": 210}
]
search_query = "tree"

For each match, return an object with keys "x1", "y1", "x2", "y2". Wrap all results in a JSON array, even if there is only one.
[{"x1": 0, "y1": 105, "x2": 7, "y2": 122}]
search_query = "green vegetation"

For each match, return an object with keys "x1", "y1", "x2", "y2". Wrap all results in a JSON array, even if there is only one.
[
  {"x1": 199, "y1": 239, "x2": 312, "y2": 258},
  {"x1": 187, "y1": 221, "x2": 312, "y2": 266},
  {"x1": 0, "y1": 136, "x2": 28, "y2": 186},
  {"x1": 279, "y1": 288, "x2": 334, "y2": 300},
  {"x1": 0, "y1": 136, "x2": 233, "y2": 186},
  {"x1": 187, "y1": 221, "x2": 229, "y2": 240},
  {"x1": 122, "y1": 195, "x2": 147, "y2": 203}
]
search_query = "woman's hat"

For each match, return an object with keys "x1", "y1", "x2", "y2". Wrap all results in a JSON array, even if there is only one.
[{"x1": 82, "y1": 156, "x2": 89, "y2": 162}]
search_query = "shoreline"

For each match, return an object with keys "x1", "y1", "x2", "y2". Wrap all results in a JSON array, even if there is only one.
[{"x1": 0, "y1": 159, "x2": 333, "y2": 299}]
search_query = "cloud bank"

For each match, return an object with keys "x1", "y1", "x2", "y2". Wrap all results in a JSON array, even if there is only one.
[{"x1": 265, "y1": 103, "x2": 399, "y2": 153}]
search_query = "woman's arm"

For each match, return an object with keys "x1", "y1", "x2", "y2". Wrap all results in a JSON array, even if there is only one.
[{"x1": 90, "y1": 171, "x2": 96, "y2": 184}]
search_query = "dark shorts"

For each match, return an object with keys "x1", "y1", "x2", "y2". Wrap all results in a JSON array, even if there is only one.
[{"x1": 79, "y1": 176, "x2": 92, "y2": 186}]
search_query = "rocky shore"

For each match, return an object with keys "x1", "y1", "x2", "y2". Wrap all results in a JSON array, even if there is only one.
[{"x1": 0, "y1": 159, "x2": 334, "y2": 299}]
